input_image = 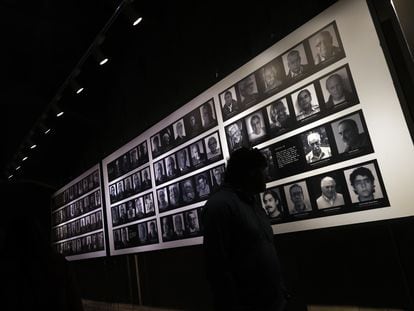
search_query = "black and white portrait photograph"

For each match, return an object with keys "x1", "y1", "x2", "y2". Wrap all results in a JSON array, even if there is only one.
[
  {"x1": 132, "y1": 172, "x2": 141, "y2": 192},
  {"x1": 260, "y1": 187, "x2": 285, "y2": 219},
  {"x1": 180, "y1": 178, "x2": 196, "y2": 204},
  {"x1": 168, "y1": 183, "x2": 181, "y2": 207},
  {"x1": 195, "y1": 172, "x2": 211, "y2": 199},
  {"x1": 111, "y1": 206, "x2": 119, "y2": 225},
  {"x1": 344, "y1": 163, "x2": 384, "y2": 204},
  {"x1": 126, "y1": 200, "x2": 136, "y2": 220},
  {"x1": 210, "y1": 165, "x2": 225, "y2": 190},
  {"x1": 116, "y1": 180, "x2": 124, "y2": 199},
  {"x1": 109, "y1": 184, "x2": 117, "y2": 203},
  {"x1": 160, "y1": 127, "x2": 173, "y2": 152},
  {"x1": 226, "y1": 120, "x2": 247, "y2": 153},
  {"x1": 139, "y1": 142, "x2": 149, "y2": 164},
  {"x1": 176, "y1": 148, "x2": 191, "y2": 173},
  {"x1": 319, "y1": 67, "x2": 356, "y2": 110},
  {"x1": 184, "y1": 110, "x2": 202, "y2": 138},
  {"x1": 124, "y1": 176, "x2": 132, "y2": 196},
  {"x1": 260, "y1": 147, "x2": 276, "y2": 181},
  {"x1": 138, "y1": 222, "x2": 148, "y2": 243},
  {"x1": 140, "y1": 167, "x2": 151, "y2": 188},
  {"x1": 220, "y1": 86, "x2": 240, "y2": 120},
  {"x1": 310, "y1": 173, "x2": 346, "y2": 210},
  {"x1": 200, "y1": 100, "x2": 216, "y2": 129},
  {"x1": 147, "y1": 220, "x2": 158, "y2": 241},
  {"x1": 161, "y1": 216, "x2": 174, "y2": 241},
  {"x1": 245, "y1": 111, "x2": 267, "y2": 144},
  {"x1": 237, "y1": 74, "x2": 259, "y2": 108},
  {"x1": 129, "y1": 147, "x2": 139, "y2": 169},
  {"x1": 282, "y1": 43, "x2": 310, "y2": 81},
  {"x1": 189, "y1": 141, "x2": 206, "y2": 167},
  {"x1": 291, "y1": 84, "x2": 321, "y2": 121},
  {"x1": 258, "y1": 57, "x2": 285, "y2": 94},
  {"x1": 204, "y1": 133, "x2": 221, "y2": 160},
  {"x1": 301, "y1": 127, "x2": 332, "y2": 164},
  {"x1": 144, "y1": 193, "x2": 155, "y2": 214},
  {"x1": 154, "y1": 160, "x2": 167, "y2": 184},
  {"x1": 172, "y1": 213, "x2": 185, "y2": 238},
  {"x1": 284, "y1": 181, "x2": 312, "y2": 215},
  {"x1": 266, "y1": 98, "x2": 293, "y2": 135},
  {"x1": 308, "y1": 23, "x2": 344, "y2": 66},
  {"x1": 184, "y1": 209, "x2": 200, "y2": 234},
  {"x1": 331, "y1": 113, "x2": 370, "y2": 154},
  {"x1": 165, "y1": 154, "x2": 178, "y2": 178},
  {"x1": 157, "y1": 188, "x2": 169, "y2": 212},
  {"x1": 151, "y1": 134, "x2": 161, "y2": 156},
  {"x1": 173, "y1": 119, "x2": 186, "y2": 144},
  {"x1": 134, "y1": 197, "x2": 145, "y2": 217}
]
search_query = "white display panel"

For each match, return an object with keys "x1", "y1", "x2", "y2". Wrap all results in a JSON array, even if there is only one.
[
  {"x1": 51, "y1": 164, "x2": 107, "y2": 261},
  {"x1": 102, "y1": 0, "x2": 414, "y2": 255}
]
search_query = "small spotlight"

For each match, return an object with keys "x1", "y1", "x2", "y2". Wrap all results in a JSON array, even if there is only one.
[
  {"x1": 52, "y1": 104, "x2": 64, "y2": 117},
  {"x1": 30, "y1": 144, "x2": 37, "y2": 149},
  {"x1": 40, "y1": 123, "x2": 51, "y2": 135},
  {"x1": 124, "y1": 5, "x2": 143, "y2": 27},
  {"x1": 94, "y1": 48, "x2": 109, "y2": 66},
  {"x1": 71, "y1": 79, "x2": 84, "y2": 95},
  {"x1": 22, "y1": 156, "x2": 28, "y2": 161},
  {"x1": 8, "y1": 174, "x2": 14, "y2": 179},
  {"x1": 16, "y1": 166, "x2": 21, "y2": 171}
]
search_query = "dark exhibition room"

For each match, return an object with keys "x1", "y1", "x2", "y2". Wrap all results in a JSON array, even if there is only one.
[{"x1": 2, "y1": 0, "x2": 414, "y2": 310}]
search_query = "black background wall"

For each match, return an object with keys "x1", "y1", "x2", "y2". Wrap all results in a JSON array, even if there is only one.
[{"x1": 4, "y1": 0, "x2": 414, "y2": 309}]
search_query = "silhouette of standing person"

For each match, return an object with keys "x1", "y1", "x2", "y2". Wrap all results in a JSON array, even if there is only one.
[
  {"x1": 0, "y1": 181, "x2": 84, "y2": 311},
  {"x1": 202, "y1": 148, "x2": 288, "y2": 311}
]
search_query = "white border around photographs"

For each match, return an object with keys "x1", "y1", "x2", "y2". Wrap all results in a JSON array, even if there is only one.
[{"x1": 51, "y1": 164, "x2": 107, "y2": 261}]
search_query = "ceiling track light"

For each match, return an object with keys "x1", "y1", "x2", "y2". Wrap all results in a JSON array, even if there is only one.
[
  {"x1": 22, "y1": 156, "x2": 28, "y2": 161},
  {"x1": 39, "y1": 122, "x2": 51, "y2": 135},
  {"x1": 27, "y1": 138, "x2": 37, "y2": 150},
  {"x1": 94, "y1": 48, "x2": 109, "y2": 66},
  {"x1": 123, "y1": 5, "x2": 143, "y2": 26},
  {"x1": 52, "y1": 104, "x2": 64, "y2": 118},
  {"x1": 71, "y1": 79, "x2": 84, "y2": 95}
]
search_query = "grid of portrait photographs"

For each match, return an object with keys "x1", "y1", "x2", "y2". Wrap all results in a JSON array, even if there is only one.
[
  {"x1": 153, "y1": 131, "x2": 224, "y2": 186},
  {"x1": 160, "y1": 207, "x2": 203, "y2": 242},
  {"x1": 150, "y1": 99, "x2": 218, "y2": 159},
  {"x1": 113, "y1": 218, "x2": 159, "y2": 250},
  {"x1": 108, "y1": 166, "x2": 152, "y2": 204},
  {"x1": 52, "y1": 169, "x2": 100, "y2": 210},
  {"x1": 111, "y1": 192, "x2": 155, "y2": 227},
  {"x1": 219, "y1": 21, "x2": 345, "y2": 121},
  {"x1": 54, "y1": 232, "x2": 105, "y2": 256},
  {"x1": 52, "y1": 189, "x2": 102, "y2": 225},
  {"x1": 258, "y1": 110, "x2": 373, "y2": 182},
  {"x1": 156, "y1": 164, "x2": 225, "y2": 214},
  {"x1": 259, "y1": 159, "x2": 389, "y2": 224},
  {"x1": 225, "y1": 64, "x2": 359, "y2": 153},
  {"x1": 52, "y1": 210, "x2": 103, "y2": 242},
  {"x1": 107, "y1": 141, "x2": 149, "y2": 182}
]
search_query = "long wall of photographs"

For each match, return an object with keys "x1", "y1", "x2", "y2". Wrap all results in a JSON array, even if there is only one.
[
  {"x1": 53, "y1": 0, "x2": 414, "y2": 258},
  {"x1": 51, "y1": 164, "x2": 106, "y2": 261}
]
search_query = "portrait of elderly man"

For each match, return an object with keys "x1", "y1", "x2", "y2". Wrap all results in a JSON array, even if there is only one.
[
  {"x1": 316, "y1": 176, "x2": 345, "y2": 209},
  {"x1": 295, "y1": 88, "x2": 320, "y2": 121},
  {"x1": 305, "y1": 132, "x2": 332, "y2": 163},
  {"x1": 313, "y1": 29, "x2": 342, "y2": 65},
  {"x1": 336, "y1": 118, "x2": 369, "y2": 153},
  {"x1": 226, "y1": 121, "x2": 245, "y2": 152},
  {"x1": 285, "y1": 48, "x2": 310, "y2": 80},
  {"x1": 324, "y1": 73, "x2": 354, "y2": 109},
  {"x1": 287, "y1": 183, "x2": 312, "y2": 214},
  {"x1": 221, "y1": 88, "x2": 240, "y2": 119},
  {"x1": 247, "y1": 113, "x2": 266, "y2": 143},
  {"x1": 261, "y1": 60, "x2": 284, "y2": 92}
]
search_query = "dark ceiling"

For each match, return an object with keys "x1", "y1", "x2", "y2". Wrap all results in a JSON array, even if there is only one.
[{"x1": 3, "y1": 0, "x2": 338, "y2": 189}]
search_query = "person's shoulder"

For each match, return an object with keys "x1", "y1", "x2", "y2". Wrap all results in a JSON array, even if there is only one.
[{"x1": 204, "y1": 188, "x2": 238, "y2": 213}]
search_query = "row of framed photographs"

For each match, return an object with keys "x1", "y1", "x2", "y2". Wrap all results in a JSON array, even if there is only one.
[
  {"x1": 107, "y1": 141, "x2": 149, "y2": 182},
  {"x1": 153, "y1": 131, "x2": 223, "y2": 187},
  {"x1": 160, "y1": 207, "x2": 203, "y2": 242},
  {"x1": 52, "y1": 211, "x2": 103, "y2": 242},
  {"x1": 52, "y1": 189, "x2": 102, "y2": 226},
  {"x1": 259, "y1": 110, "x2": 373, "y2": 182},
  {"x1": 225, "y1": 64, "x2": 358, "y2": 153},
  {"x1": 260, "y1": 160, "x2": 389, "y2": 224},
  {"x1": 54, "y1": 231, "x2": 105, "y2": 257},
  {"x1": 53, "y1": 170, "x2": 101, "y2": 210},
  {"x1": 150, "y1": 99, "x2": 218, "y2": 159},
  {"x1": 111, "y1": 192, "x2": 155, "y2": 227},
  {"x1": 113, "y1": 218, "x2": 159, "y2": 250},
  {"x1": 157, "y1": 164, "x2": 225, "y2": 214},
  {"x1": 109, "y1": 166, "x2": 152, "y2": 204},
  {"x1": 219, "y1": 21, "x2": 345, "y2": 121}
]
